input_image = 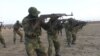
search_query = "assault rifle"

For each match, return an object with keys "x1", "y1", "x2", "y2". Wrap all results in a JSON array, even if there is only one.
[{"x1": 33, "y1": 13, "x2": 73, "y2": 30}]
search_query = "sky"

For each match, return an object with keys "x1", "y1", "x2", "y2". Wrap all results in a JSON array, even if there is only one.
[{"x1": 0, "y1": 0, "x2": 100, "y2": 24}]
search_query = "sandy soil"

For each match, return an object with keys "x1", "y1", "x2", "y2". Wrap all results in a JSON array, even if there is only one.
[{"x1": 0, "y1": 23, "x2": 100, "y2": 56}]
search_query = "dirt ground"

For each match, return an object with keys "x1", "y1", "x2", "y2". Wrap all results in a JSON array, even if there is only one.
[{"x1": 0, "y1": 23, "x2": 100, "y2": 56}]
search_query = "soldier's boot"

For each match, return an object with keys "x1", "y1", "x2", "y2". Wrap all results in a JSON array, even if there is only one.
[
  {"x1": 55, "y1": 51, "x2": 61, "y2": 56},
  {"x1": 55, "y1": 54, "x2": 60, "y2": 56},
  {"x1": 54, "y1": 41, "x2": 61, "y2": 56},
  {"x1": 48, "y1": 44, "x2": 53, "y2": 56},
  {"x1": 71, "y1": 34, "x2": 76, "y2": 45},
  {"x1": 36, "y1": 49, "x2": 47, "y2": 56},
  {"x1": 3, "y1": 44, "x2": 6, "y2": 48}
]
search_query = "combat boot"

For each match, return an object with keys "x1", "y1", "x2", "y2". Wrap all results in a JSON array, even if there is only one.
[{"x1": 55, "y1": 54, "x2": 61, "y2": 56}]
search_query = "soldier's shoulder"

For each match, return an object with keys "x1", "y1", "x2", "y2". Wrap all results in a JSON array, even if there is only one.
[
  {"x1": 23, "y1": 16, "x2": 28, "y2": 20},
  {"x1": 22, "y1": 16, "x2": 29, "y2": 22}
]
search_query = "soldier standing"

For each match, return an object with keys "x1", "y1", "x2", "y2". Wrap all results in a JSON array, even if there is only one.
[
  {"x1": 41, "y1": 16, "x2": 61, "y2": 56},
  {"x1": 22, "y1": 7, "x2": 47, "y2": 56},
  {"x1": 64, "y1": 18, "x2": 87, "y2": 47},
  {"x1": 13, "y1": 20, "x2": 23, "y2": 44},
  {"x1": 0, "y1": 22, "x2": 6, "y2": 48},
  {"x1": 41, "y1": 13, "x2": 72, "y2": 56}
]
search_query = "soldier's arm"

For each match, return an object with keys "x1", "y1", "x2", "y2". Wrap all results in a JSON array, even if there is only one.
[
  {"x1": 33, "y1": 15, "x2": 51, "y2": 30},
  {"x1": 41, "y1": 21, "x2": 49, "y2": 31}
]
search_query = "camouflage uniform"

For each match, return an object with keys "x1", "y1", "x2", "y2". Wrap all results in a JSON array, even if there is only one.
[
  {"x1": 47, "y1": 31, "x2": 60, "y2": 56},
  {"x1": 0, "y1": 23, "x2": 6, "y2": 48},
  {"x1": 65, "y1": 25, "x2": 78, "y2": 46},
  {"x1": 22, "y1": 7, "x2": 47, "y2": 56},
  {"x1": 64, "y1": 18, "x2": 86, "y2": 46},
  {"x1": 41, "y1": 18, "x2": 60, "y2": 56},
  {"x1": 64, "y1": 22, "x2": 72, "y2": 46},
  {"x1": 13, "y1": 20, "x2": 23, "y2": 44}
]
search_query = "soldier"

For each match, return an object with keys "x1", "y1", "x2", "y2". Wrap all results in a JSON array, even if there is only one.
[
  {"x1": 13, "y1": 20, "x2": 23, "y2": 44},
  {"x1": 71, "y1": 20, "x2": 87, "y2": 45},
  {"x1": 64, "y1": 18, "x2": 87, "y2": 47},
  {"x1": 0, "y1": 22, "x2": 6, "y2": 48},
  {"x1": 22, "y1": 7, "x2": 47, "y2": 56},
  {"x1": 41, "y1": 13, "x2": 73, "y2": 56},
  {"x1": 41, "y1": 16, "x2": 62, "y2": 56}
]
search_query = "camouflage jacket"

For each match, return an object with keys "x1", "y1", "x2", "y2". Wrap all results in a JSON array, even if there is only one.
[
  {"x1": 22, "y1": 17, "x2": 41, "y2": 38},
  {"x1": 64, "y1": 21, "x2": 81, "y2": 33},
  {"x1": 41, "y1": 20, "x2": 58, "y2": 35}
]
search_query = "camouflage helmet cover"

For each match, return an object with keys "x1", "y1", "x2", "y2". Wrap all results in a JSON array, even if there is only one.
[{"x1": 28, "y1": 7, "x2": 40, "y2": 15}]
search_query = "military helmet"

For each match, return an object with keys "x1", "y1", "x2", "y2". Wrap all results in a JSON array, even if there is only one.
[{"x1": 28, "y1": 7, "x2": 40, "y2": 14}]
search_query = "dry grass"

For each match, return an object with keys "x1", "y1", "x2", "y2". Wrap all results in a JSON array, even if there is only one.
[{"x1": 0, "y1": 23, "x2": 100, "y2": 56}]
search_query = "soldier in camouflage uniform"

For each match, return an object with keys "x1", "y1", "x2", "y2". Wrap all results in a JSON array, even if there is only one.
[
  {"x1": 64, "y1": 18, "x2": 87, "y2": 47},
  {"x1": 13, "y1": 20, "x2": 23, "y2": 44},
  {"x1": 22, "y1": 7, "x2": 47, "y2": 56},
  {"x1": 41, "y1": 16, "x2": 61, "y2": 56},
  {"x1": 0, "y1": 22, "x2": 6, "y2": 48}
]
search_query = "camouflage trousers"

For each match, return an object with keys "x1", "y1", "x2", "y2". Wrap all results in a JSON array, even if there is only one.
[
  {"x1": 13, "y1": 30, "x2": 23, "y2": 44},
  {"x1": 0, "y1": 32, "x2": 6, "y2": 48},
  {"x1": 47, "y1": 33, "x2": 60, "y2": 56},
  {"x1": 25, "y1": 35, "x2": 47, "y2": 56},
  {"x1": 65, "y1": 30, "x2": 76, "y2": 46}
]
